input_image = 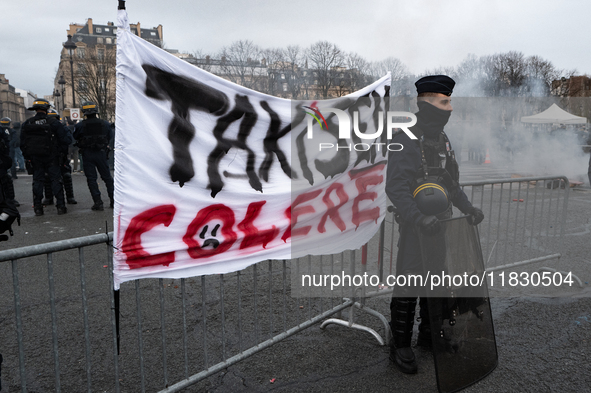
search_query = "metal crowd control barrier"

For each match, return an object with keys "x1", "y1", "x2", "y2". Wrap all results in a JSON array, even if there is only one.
[
  {"x1": 1, "y1": 234, "x2": 355, "y2": 392},
  {"x1": 0, "y1": 176, "x2": 573, "y2": 392},
  {"x1": 321, "y1": 175, "x2": 576, "y2": 344}
]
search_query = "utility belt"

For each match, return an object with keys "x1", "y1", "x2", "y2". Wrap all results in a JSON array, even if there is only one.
[{"x1": 79, "y1": 135, "x2": 108, "y2": 150}]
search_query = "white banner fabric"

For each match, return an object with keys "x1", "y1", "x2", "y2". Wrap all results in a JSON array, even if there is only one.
[{"x1": 113, "y1": 10, "x2": 391, "y2": 289}]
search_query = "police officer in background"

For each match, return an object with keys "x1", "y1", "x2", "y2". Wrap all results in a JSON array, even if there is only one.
[
  {"x1": 0, "y1": 128, "x2": 20, "y2": 242},
  {"x1": 385, "y1": 75, "x2": 484, "y2": 374},
  {"x1": 0, "y1": 117, "x2": 20, "y2": 206},
  {"x1": 1, "y1": 117, "x2": 18, "y2": 180},
  {"x1": 21, "y1": 99, "x2": 72, "y2": 216},
  {"x1": 74, "y1": 101, "x2": 114, "y2": 211},
  {"x1": 42, "y1": 109, "x2": 77, "y2": 205}
]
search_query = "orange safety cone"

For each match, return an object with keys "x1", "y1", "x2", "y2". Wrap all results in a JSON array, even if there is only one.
[{"x1": 484, "y1": 149, "x2": 491, "y2": 164}]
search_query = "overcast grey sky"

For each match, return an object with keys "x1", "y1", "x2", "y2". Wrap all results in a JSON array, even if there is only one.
[{"x1": 1, "y1": 0, "x2": 589, "y2": 97}]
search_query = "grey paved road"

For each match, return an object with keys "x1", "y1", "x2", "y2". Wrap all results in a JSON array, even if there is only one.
[{"x1": 1, "y1": 165, "x2": 590, "y2": 393}]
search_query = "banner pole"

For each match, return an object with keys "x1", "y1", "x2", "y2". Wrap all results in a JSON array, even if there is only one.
[
  {"x1": 114, "y1": 289, "x2": 121, "y2": 354},
  {"x1": 118, "y1": 0, "x2": 125, "y2": 10}
]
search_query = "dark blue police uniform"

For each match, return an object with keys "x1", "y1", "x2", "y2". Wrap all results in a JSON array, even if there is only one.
[
  {"x1": 385, "y1": 75, "x2": 483, "y2": 375},
  {"x1": 74, "y1": 116, "x2": 114, "y2": 210},
  {"x1": 21, "y1": 112, "x2": 72, "y2": 214}
]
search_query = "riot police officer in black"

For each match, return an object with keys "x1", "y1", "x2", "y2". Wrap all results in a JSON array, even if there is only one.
[
  {"x1": 73, "y1": 101, "x2": 114, "y2": 211},
  {"x1": 20, "y1": 99, "x2": 72, "y2": 215},
  {"x1": 42, "y1": 109, "x2": 77, "y2": 205},
  {"x1": 385, "y1": 76, "x2": 484, "y2": 374},
  {"x1": 0, "y1": 117, "x2": 19, "y2": 206}
]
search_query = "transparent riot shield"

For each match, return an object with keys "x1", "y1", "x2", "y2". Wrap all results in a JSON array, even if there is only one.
[{"x1": 418, "y1": 216, "x2": 498, "y2": 393}]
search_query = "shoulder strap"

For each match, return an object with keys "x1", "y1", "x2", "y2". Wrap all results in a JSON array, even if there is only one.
[{"x1": 418, "y1": 137, "x2": 429, "y2": 180}]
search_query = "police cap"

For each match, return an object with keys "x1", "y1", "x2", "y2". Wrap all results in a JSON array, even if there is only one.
[{"x1": 415, "y1": 75, "x2": 455, "y2": 96}]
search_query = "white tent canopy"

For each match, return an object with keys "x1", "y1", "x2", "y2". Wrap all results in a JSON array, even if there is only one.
[{"x1": 521, "y1": 103, "x2": 587, "y2": 124}]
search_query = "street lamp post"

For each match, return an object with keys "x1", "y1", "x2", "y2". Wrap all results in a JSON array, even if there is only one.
[
  {"x1": 63, "y1": 34, "x2": 77, "y2": 109},
  {"x1": 58, "y1": 75, "x2": 66, "y2": 115},
  {"x1": 53, "y1": 89, "x2": 61, "y2": 112}
]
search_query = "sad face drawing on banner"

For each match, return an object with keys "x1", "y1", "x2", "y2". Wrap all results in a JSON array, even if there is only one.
[{"x1": 183, "y1": 204, "x2": 237, "y2": 259}]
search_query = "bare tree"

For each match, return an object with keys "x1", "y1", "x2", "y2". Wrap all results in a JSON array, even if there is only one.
[
  {"x1": 307, "y1": 41, "x2": 344, "y2": 98},
  {"x1": 67, "y1": 45, "x2": 117, "y2": 121},
  {"x1": 479, "y1": 51, "x2": 529, "y2": 96},
  {"x1": 219, "y1": 40, "x2": 263, "y2": 90},
  {"x1": 191, "y1": 49, "x2": 216, "y2": 73},
  {"x1": 370, "y1": 57, "x2": 408, "y2": 81},
  {"x1": 500, "y1": 51, "x2": 528, "y2": 94},
  {"x1": 369, "y1": 57, "x2": 412, "y2": 97},
  {"x1": 525, "y1": 55, "x2": 559, "y2": 95},
  {"x1": 453, "y1": 54, "x2": 489, "y2": 96},
  {"x1": 281, "y1": 45, "x2": 305, "y2": 99},
  {"x1": 260, "y1": 47, "x2": 285, "y2": 96},
  {"x1": 344, "y1": 52, "x2": 372, "y2": 94}
]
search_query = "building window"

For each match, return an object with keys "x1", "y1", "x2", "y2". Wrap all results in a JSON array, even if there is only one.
[
  {"x1": 97, "y1": 37, "x2": 103, "y2": 44},
  {"x1": 281, "y1": 73, "x2": 285, "y2": 80},
  {"x1": 100, "y1": 79, "x2": 107, "y2": 92},
  {"x1": 78, "y1": 79, "x2": 87, "y2": 90},
  {"x1": 96, "y1": 27, "x2": 102, "y2": 33},
  {"x1": 282, "y1": 83, "x2": 288, "y2": 92},
  {"x1": 77, "y1": 48, "x2": 85, "y2": 58},
  {"x1": 113, "y1": 28, "x2": 117, "y2": 33},
  {"x1": 98, "y1": 64, "x2": 105, "y2": 76},
  {"x1": 113, "y1": 39, "x2": 117, "y2": 45},
  {"x1": 77, "y1": 63, "x2": 86, "y2": 73},
  {"x1": 106, "y1": 38, "x2": 112, "y2": 44},
  {"x1": 97, "y1": 48, "x2": 105, "y2": 60},
  {"x1": 151, "y1": 32, "x2": 156, "y2": 36},
  {"x1": 105, "y1": 27, "x2": 110, "y2": 32}
]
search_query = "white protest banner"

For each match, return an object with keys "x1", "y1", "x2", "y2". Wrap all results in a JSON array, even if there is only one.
[{"x1": 113, "y1": 9, "x2": 393, "y2": 289}]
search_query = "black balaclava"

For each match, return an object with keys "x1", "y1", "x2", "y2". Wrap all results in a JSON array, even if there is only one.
[{"x1": 415, "y1": 100, "x2": 451, "y2": 139}]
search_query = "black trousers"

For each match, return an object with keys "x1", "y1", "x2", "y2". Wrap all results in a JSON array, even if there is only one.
[
  {"x1": 389, "y1": 213, "x2": 450, "y2": 341},
  {"x1": 32, "y1": 157, "x2": 64, "y2": 208},
  {"x1": 82, "y1": 149, "x2": 114, "y2": 202}
]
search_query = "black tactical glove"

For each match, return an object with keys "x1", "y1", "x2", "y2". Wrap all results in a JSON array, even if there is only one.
[
  {"x1": 417, "y1": 215, "x2": 441, "y2": 236},
  {"x1": 466, "y1": 207, "x2": 484, "y2": 226},
  {"x1": 25, "y1": 160, "x2": 33, "y2": 175}
]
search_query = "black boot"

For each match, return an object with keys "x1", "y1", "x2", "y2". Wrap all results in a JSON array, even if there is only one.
[
  {"x1": 417, "y1": 297, "x2": 432, "y2": 349},
  {"x1": 63, "y1": 173, "x2": 77, "y2": 204},
  {"x1": 91, "y1": 196, "x2": 104, "y2": 211},
  {"x1": 34, "y1": 205, "x2": 44, "y2": 216},
  {"x1": 43, "y1": 174, "x2": 53, "y2": 205},
  {"x1": 5, "y1": 177, "x2": 19, "y2": 207},
  {"x1": 390, "y1": 297, "x2": 418, "y2": 374}
]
